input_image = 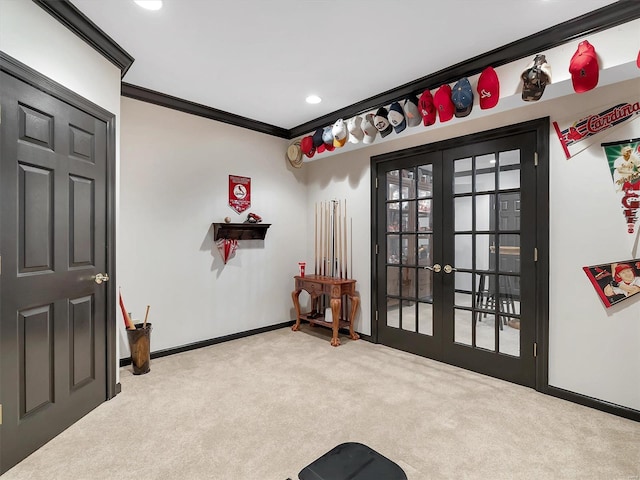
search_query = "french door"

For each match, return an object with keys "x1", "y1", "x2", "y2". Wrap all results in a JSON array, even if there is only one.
[{"x1": 374, "y1": 122, "x2": 546, "y2": 387}]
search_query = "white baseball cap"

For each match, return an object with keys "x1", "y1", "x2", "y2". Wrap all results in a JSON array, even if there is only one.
[
  {"x1": 332, "y1": 119, "x2": 348, "y2": 147},
  {"x1": 361, "y1": 114, "x2": 378, "y2": 144},
  {"x1": 347, "y1": 116, "x2": 364, "y2": 144}
]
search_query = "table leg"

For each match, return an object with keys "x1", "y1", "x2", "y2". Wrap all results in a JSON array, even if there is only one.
[
  {"x1": 291, "y1": 289, "x2": 302, "y2": 331},
  {"x1": 330, "y1": 297, "x2": 341, "y2": 347},
  {"x1": 348, "y1": 295, "x2": 360, "y2": 340}
]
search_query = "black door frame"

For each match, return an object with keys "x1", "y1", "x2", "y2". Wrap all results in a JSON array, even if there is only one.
[
  {"x1": 0, "y1": 53, "x2": 118, "y2": 398},
  {"x1": 370, "y1": 118, "x2": 550, "y2": 391}
]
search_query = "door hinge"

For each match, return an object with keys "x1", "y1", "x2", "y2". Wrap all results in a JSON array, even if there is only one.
[
  {"x1": 534, "y1": 248, "x2": 538, "y2": 262},
  {"x1": 534, "y1": 152, "x2": 538, "y2": 167},
  {"x1": 375, "y1": 177, "x2": 378, "y2": 189},
  {"x1": 533, "y1": 343, "x2": 537, "y2": 358},
  {"x1": 375, "y1": 244, "x2": 379, "y2": 255},
  {"x1": 375, "y1": 311, "x2": 378, "y2": 322},
  {"x1": 0, "y1": 404, "x2": 3, "y2": 425}
]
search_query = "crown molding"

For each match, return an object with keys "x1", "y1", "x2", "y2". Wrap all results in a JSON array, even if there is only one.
[
  {"x1": 32, "y1": 0, "x2": 134, "y2": 77},
  {"x1": 34, "y1": 0, "x2": 640, "y2": 139},
  {"x1": 289, "y1": 0, "x2": 640, "y2": 138},
  {"x1": 121, "y1": 83, "x2": 290, "y2": 138}
]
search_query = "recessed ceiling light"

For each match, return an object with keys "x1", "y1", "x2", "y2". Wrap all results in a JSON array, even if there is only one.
[
  {"x1": 134, "y1": 1, "x2": 163, "y2": 11},
  {"x1": 306, "y1": 95, "x2": 322, "y2": 104}
]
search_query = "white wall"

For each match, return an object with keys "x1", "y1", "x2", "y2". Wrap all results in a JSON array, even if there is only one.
[
  {"x1": 0, "y1": 0, "x2": 123, "y2": 376},
  {"x1": 306, "y1": 71, "x2": 640, "y2": 412},
  {"x1": 118, "y1": 98, "x2": 307, "y2": 353},
  {"x1": 4, "y1": 0, "x2": 637, "y2": 412},
  {"x1": 0, "y1": 0, "x2": 122, "y2": 115}
]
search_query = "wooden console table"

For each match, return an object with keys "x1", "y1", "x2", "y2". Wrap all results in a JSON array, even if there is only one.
[{"x1": 291, "y1": 274, "x2": 360, "y2": 347}]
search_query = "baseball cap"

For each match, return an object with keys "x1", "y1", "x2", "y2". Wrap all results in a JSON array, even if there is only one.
[
  {"x1": 403, "y1": 95, "x2": 421, "y2": 127},
  {"x1": 388, "y1": 102, "x2": 407, "y2": 134},
  {"x1": 477, "y1": 66, "x2": 500, "y2": 109},
  {"x1": 434, "y1": 85, "x2": 455, "y2": 123},
  {"x1": 332, "y1": 119, "x2": 349, "y2": 148},
  {"x1": 569, "y1": 40, "x2": 599, "y2": 93},
  {"x1": 418, "y1": 89, "x2": 436, "y2": 126},
  {"x1": 347, "y1": 116, "x2": 364, "y2": 144},
  {"x1": 322, "y1": 126, "x2": 335, "y2": 152},
  {"x1": 361, "y1": 114, "x2": 378, "y2": 144},
  {"x1": 521, "y1": 54, "x2": 552, "y2": 102},
  {"x1": 374, "y1": 107, "x2": 393, "y2": 138},
  {"x1": 451, "y1": 77, "x2": 474, "y2": 118},
  {"x1": 614, "y1": 263, "x2": 634, "y2": 282},
  {"x1": 300, "y1": 135, "x2": 315, "y2": 159},
  {"x1": 312, "y1": 128, "x2": 326, "y2": 153}
]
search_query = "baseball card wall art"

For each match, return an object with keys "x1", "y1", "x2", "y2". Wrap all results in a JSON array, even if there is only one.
[
  {"x1": 601, "y1": 139, "x2": 640, "y2": 234},
  {"x1": 583, "y1": 259, "x2": 640, "y2": 308}
]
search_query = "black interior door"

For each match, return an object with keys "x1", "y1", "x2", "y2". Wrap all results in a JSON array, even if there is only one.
[
  {"x1": 0, "y1": 70, "x2": 109, "y2": 473},
  {"x1": 375, "y1": 129, "x2": 538, "y2": 388}
]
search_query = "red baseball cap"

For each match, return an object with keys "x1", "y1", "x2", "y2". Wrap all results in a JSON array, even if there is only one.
[
  {"x1": 636, "y1": 49, "x2": 640, "y2": 69},
  {"x1": 477, "y1": 67, "x2": 500, "y2": 109},
  {"x1": 614, "y1": 263, "x2": 634, "y2": 282},
  {"x1": 300, "y1": 135, "x2": 315, "y2": 158},
  {"x1": 434, "y1": 85, "x2": 454, "y2": 123},
  {"x1": 418, "y1": 89, "x2": 436, "y2": 126},
  {"x1": 569, "y1": 40, "x2": 599, "y2": 93}
]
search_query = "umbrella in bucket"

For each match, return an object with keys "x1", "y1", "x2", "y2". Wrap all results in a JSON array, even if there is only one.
[{"x1": 120, "y1": 288, "x2": 153, "y2": 375}]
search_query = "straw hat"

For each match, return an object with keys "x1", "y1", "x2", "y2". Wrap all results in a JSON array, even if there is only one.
[{"x1": 286, "y1": 140, "x2": 303, "y2": 168}]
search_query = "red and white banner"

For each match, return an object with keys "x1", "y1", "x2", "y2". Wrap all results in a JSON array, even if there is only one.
[
  {"x1": 553, "y1": 99, "x2": 640, "y2": 159},
  {"x1": 601, "y1": 139, "x2": 640, "y2": 234},
  {"x1": 229, "y1": 175, "x2": 251, "y2": 214}
]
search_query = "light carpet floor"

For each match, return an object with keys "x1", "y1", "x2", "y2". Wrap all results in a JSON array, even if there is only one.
[{"x1": 3, "y1": 326, "x2": 639, "y2": 480}]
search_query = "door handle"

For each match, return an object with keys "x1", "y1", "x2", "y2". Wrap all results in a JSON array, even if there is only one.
[
  {"x1": 443, "y1": 264, "x2": 457, "y2": 274},
  {"x1": 424, "y1": 264, "x2": 441, "y2": 273},
  {"x1": 94, "y1": 273, "x2": 110, "y2": 284}
]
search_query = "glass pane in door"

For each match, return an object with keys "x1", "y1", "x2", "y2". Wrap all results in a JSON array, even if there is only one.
[
  {"x1": 454, "y1": 158, "x2": 472, "y2": 194},
  {"x1": 454, "y1": 309, "x2": 472, "y2": 346},
  {"x1": 475, "y1": 153, "x2": 496, "y2": 192},
  {"x1": 402, "y1": 300, "x2": 416, "y2": 332},
  {"x1": 383, "y1": 162, "x2": 435, "y2": 339},
  {"x1": 450, "y1": 148, "x2": 522, "y2": 357}
]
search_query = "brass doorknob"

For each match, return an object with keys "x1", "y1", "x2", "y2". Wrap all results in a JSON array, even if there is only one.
[
  {"x1": 443, "y1": 264, "x2": 457, "y2": 274},
  {"x1": 424, "y1": 264, "x2": 442, "y2": 273},
  {"x1": 94, "y1": 273, "x2": 110, "y2": 284}
]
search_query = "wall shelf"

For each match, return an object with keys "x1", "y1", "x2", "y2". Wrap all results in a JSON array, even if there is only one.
[{"x1": 213, "y1": 223, "x2": 271, "y2": 241}]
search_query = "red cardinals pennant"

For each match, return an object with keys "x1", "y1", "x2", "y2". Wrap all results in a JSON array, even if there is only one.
[{"x1": 601, "y1": 139, "x2": 640, "y2": 234}]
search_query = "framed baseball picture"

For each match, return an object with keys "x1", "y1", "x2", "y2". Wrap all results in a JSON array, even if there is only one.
[{"x1": 583, "y1": 258, "x2": 640, "y2": 308}]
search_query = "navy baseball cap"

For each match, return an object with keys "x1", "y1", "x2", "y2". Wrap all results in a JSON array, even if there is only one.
[
  {"x1": 312, "y1": 128, "x2": 326, "y2": 153},
  {"x1": 388, "y1": 102, "x2": 407, "y2": 134},
  {"x1": 452, "y1": 77, "x2": 474, "y2": 118}
]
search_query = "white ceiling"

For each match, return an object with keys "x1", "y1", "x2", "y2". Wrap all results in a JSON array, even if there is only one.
[{"x1": 70, "y1": 0, "x2": 618, "y2": 130}]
